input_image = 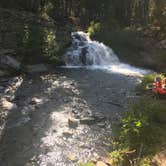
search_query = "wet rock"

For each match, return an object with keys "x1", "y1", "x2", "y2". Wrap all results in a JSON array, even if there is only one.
[
  {"x1": 68, "y1": 118, "x2": 79, "y2": 129},
  {"x1": 27, "y1": 64, "x2": 48, "y2": 73},
  {"x1": 96, "y1": 161, "x2": 108, "y2": 166},
  {"x1": 63, "y1": 130, "x2": 74, "y2": 138},
  {"x1": 67, "y1": 154, "x2": 78, "y2": 162},
  {"x1": 1, "y1": 99, "x2": 17, "y2": 110}
]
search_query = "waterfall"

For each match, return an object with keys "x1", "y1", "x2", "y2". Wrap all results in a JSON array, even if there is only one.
[
  {"x1": 64, "y1": 31, "x2": 151, "y2": 76},
  {"x1": 64, "y1": 31, "x2": 119, "y2": 66}
]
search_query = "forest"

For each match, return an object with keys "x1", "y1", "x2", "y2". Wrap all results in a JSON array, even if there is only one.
[
  {"x1": 1, "y1": 0, "x2": 166, "y2": 26},
  {"x1": 0, "y1": 1, "x2": 166, "y2": 166}
]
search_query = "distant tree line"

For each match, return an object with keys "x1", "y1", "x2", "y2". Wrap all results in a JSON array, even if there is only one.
[{"x1": 0, "y1": 0, "x2": 166, "y2": 28}]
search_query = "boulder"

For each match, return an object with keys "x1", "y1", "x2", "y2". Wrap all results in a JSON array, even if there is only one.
[{"x1": 27, "y1": 64, "x2": 48, "y2": 73}]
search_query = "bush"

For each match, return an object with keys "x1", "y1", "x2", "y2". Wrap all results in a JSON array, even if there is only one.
[{"x1": 110, "y1": 97, "x2": 166, "y2": 166}]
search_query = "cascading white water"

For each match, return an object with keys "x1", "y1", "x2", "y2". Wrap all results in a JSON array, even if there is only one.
[
  {"x1": 64, "y1": 31, "x2": 151, "y2": 76},
  {"x1": 64, "y1": 31, "x2": 119, "y2": 66}
]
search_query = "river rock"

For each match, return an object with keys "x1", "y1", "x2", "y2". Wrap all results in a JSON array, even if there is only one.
[
  {"x1": 1, "y1": 99, "x2": 17, "y2": 110},
  {"x1": 27, "y1": 64, "x2": 48, "y2": 73},
  {"x1": 96, "y1": 161, "x2": 108, "y2": 166},
  {"x1": 68, "y1": 118, "x2": 79, "y2": 129}
]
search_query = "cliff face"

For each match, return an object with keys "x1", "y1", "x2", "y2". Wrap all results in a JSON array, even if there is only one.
[{"x1": 0, "y1": 8, "x2": 71, "y2": 67}]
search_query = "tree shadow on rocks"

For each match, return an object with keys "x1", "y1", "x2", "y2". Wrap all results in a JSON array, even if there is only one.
[{"x1": 0, "y1": 68, "x2": 137, "y2": 166}]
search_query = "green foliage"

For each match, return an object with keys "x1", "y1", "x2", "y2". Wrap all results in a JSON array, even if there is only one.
[
  {"x1": 110, "y1": 97, "x2": 166, "y2": 165},
  {"x1": 77, "y1": 162, "x2": 95, "y2": 166},
  {"x1": 88, "y1": 21, "x2": 101, "y2": 37}
]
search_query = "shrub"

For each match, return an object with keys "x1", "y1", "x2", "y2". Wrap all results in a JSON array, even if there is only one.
[
  {"x1": 87, "y1": 21, "x2": 101, "y2": 37},
  {"x1": 110, "y1": 97, "x2": 166, "y2": 165}
]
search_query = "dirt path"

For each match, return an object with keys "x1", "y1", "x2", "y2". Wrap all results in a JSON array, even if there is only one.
[{"x1": 0, "y1": 68, "x2": 141, "y2": 166}]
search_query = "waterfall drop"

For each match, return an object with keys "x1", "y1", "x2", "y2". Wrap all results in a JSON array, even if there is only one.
[
  {"x1": 64, "y1": 31, "x2": 151, "y2": 76},
  {"x1": 64, "y1": 31, "x2": 119, "y2": 66}
]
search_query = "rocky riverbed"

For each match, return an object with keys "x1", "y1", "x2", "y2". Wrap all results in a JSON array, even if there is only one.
[{"x1": 0, "y1": 68, "x2": 142, "y2": 166}]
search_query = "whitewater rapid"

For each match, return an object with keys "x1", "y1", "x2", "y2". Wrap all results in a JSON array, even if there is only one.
[{"x1": 63, "y1": 31, "x2": 151, "y2": 77}]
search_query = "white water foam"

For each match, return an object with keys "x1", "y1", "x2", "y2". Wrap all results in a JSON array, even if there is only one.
[{"x1": 64, "y1": 31, "x2": 151, "y2": 77}]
